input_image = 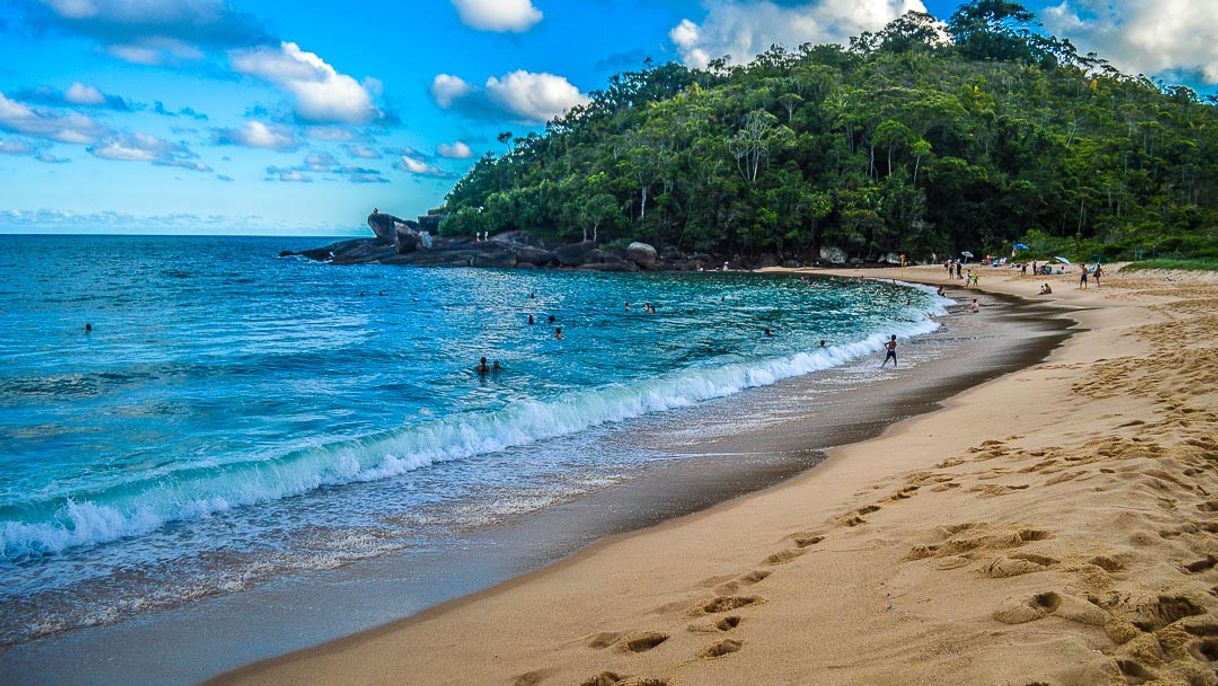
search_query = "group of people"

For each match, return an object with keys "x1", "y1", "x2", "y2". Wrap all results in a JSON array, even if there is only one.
[
  {"x1": 943, "y1": 259, "x2": 964, "y2": 280},
  {"x1": 625, "y1": 302, "x2": 657, "y2": 313}
]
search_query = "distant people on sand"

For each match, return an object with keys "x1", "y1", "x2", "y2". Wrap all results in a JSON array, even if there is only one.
[
  {"x1": 1094, "y1": 264, "x2": 1103, "y2": 286},
  {"x1": 955, "y1": 262, "x2": 963, "y2": 279},
  {"x1": 970, "y1": 298, "x2": 980, "y2": 313},
  {"x1": 1079, "y1": 267, "x2": 1089, "y2": 289},
  {"x1": 554, "y1": 327, "x2": 564, "y2": 340},
  {"x1": 881, "y1": 335, "x2": 898, "y2": 367},
  {"x1": 1020, "y1": 262, "x2": 1028, "y2": 276},
  {"x1": 1039, "y1": 283, "x2": 1053, "y2": 295}
]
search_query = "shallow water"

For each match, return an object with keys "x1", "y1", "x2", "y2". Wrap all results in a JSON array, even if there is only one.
[{"x1": 0, "y1": 234, "x2": 944, "y2": 644}]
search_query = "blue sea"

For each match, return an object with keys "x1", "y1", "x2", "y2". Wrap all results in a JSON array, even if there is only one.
[{"x1": 0, "y1": 234, "x2": 945, "y2": 645}]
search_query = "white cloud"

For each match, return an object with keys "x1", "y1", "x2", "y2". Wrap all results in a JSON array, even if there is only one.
[
  {"x1": 0, "y1": 139, "x2": 39, "y2": 155},
  {"x1": 451, "y1": 0, "x2": 542, "y2": 32},
  {"x1": 670, "y1": 0, "x2": 925, "y2": 68},
  {"x1": 0, "y1": 91, "x2": 111, "y2": 144},
  {"x1": 486, "y1": 71, "x2": 589, "y2": 123},
  {"x1": 230, "y1": 42, "x2": 377, "y2": 124},
  {"x1": 64, "y1": 82, "x2": 104, "y2": 105},
  {"x1": 1044, "y1": 0, "x2": 1218, "y2": 83},
  {"x1": 432, "y1": 70, "x2": 589, "y2": 124},
  {"x1": 303, "y1": 125, "x2": 358, "y2": 141},
  {"x1": 396, "y1": 154, "x2": 454, "y2": 178},
  {"x1": 436, "y1": 141, "x2": 473, "y2": 159},
  {"x1": 345, "y1": 144, "x2": 381, "y2": 159},
  {"x1": 212, "y1": 120, "x2": 300, "y2": 151},
  {"x1": 88, "y1": 131, "x2": 210, "y2": 171},
  {"x1": 431, "y1": 74, "x2": 473, "y2": 108}
]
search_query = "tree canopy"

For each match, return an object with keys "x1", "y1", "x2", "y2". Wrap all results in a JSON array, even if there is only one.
[{"x1": 439, "y1": 1, "x2": 1218, "y2": 261}]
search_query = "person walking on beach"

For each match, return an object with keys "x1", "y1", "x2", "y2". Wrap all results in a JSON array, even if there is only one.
[
  {"x1": 1021, "y1": 262, "x2": 1028, "y2": 276},
  {"x1": 955, "y1": 261, "x2": 963, "y2": 279},
  {"x1": 881, "y1": 335, "x2": 898, "y2": 367},
  {"x1": 1079, "y1": 266, "x2": 1089, "y2": 289},
  {"x1": 1094, "y1": 264, "x2": 1103, "y2": 287}
]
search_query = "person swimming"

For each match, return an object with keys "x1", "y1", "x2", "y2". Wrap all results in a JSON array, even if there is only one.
[
  {"x1": 527, "y1": 314, "x2": 535, "y2": 325},
  {"x1": 764, "y1": 328, "x2": 773, "y2": 337},
  {"x1": 476, "y1": 357, "x2": 491, "y2": 375},
  {"x1": 84, "y1": 323, "x2": 92, "y2": 333},
  {"x1": 548, "y1": 315, "x2": 556, "y2": 324},
  {"x1": 624, "y1": 302, "x2": 630, "y2": 311},
  {"x1": 819, "y1": 340, "x2": 826, "y2": 348},
  {"x1": 554, "y1": 327, "x2": 564, "y2": 340},
  {"x1": 492, "y1": 361, "x2": 502, "y2": 371}
]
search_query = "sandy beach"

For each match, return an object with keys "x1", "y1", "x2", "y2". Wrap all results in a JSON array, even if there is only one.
[{"x1": 210, "y1": 264, "x2": 1218, "y2": 686}]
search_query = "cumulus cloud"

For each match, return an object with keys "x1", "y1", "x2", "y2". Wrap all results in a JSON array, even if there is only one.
[
  {"x1": 11, "y1": 82, "x2": 132, "y2": 111},
  {"x1": 1044, "y1": 0, "x2": 1218, "y2": 83},
  {"x1": 345, "y1": 144, "x2": 381, "y2": 159},
  {"x1": 0, "y1": 91, "x2": 111, "y2": 144},
  {"x1": 0, "y1": 139, "x2": 38, "y2": 155},
  {"x1": 669, "y1": 0, "x2": 925, "y2": 68},
  {"x1": 212, "y1": 120, "x2": 301, "y2": 151},
  {"x1": 230, "y1": 41, "x2": 378, "y2": 124},
  {"x1": 451, "y1": 0, "x2": 542, "y2": 32},
  {"x1": 431, "y1": 74, "x2": 473, "y2": 108},
  {"x1": 88, "y1": 131, "x2": 211, "y2": 171},
  {"x1": 431, "y1": 70, "x2": 589, "y2": 124},
  {"x1": 396, "y1": 154, "x2": 455, "y2": 178},
  {"x1": 265, "y1": 151, "x2": 389, "y2": 183},
  {"x1": 436, "y1": 140, "x2": 473, "y2": 159},
  {"x1": 35, "y1": 0, "x2": 272, "y2": 65},
  {"x1": 154, "y1": 101, "x2": 208, "y2": 120}
]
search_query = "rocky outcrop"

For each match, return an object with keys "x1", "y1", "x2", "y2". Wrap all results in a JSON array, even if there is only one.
[
  {"x1": 368, "y1": 211, "x2": 416, "y2": 241},
  {"x1": 626, "y1": 241, "x2": 657, "y2": 266},
  {"x1": 284, "y1": 227, "x2": 896, "y2": 272}
]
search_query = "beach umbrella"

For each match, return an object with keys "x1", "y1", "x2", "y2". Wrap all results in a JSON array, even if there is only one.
[
  {"x1": 1054, "y1": 256, "x2": 1071, "y2": 264},
  {"x1": 1013, "y1": 243, "x2": 1030, "y2": 251},
  {"x1": 960, "y1": 251, "x2": 974, "y2": 258}
]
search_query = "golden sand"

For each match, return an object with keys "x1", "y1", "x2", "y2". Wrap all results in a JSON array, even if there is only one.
[{"x1": 212, "y1": 265, "x2": 1218, "y2": 686}]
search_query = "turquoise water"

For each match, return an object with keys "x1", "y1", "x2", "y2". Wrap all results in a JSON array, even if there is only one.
[{"x1": 0, "y1": 235, "x2": 944, "y2": 643}]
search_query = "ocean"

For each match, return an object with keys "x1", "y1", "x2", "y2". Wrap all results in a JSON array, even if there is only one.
[{"x1": 0, "y1": 234, "x2": 946, "y2": 647}]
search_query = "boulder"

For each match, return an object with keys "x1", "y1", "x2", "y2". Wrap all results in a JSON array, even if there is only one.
[
  {"x1": 555, "y1": 241, "x2": 597, "y2": 266},
  {"x1": 782, "y1": 259, "x2": 801, "y2": 268},
  {"x1": 395, "y1": 227, "x2": 419, "y2": 254},
  {"x1": 819, "y1": 246, "x2": 848, "y2": 265},
  {"x1": 472, "y1": 251, "x2": 517, "y2": 268},
  {"x1": 756, "y1": 253, "x2": 779, "y2": 268},
  {"x1": 626, "y1": 241, "x2": 658, "y2": 266},
  {"x1": 579, "y1": 260, "x2": 638, "y2": 272},
  {"x1": 584, "y1": 249, "x2": 612, "y2": 263},
  {"x1": 884, "y1": 252, "x2": 901, "y2": 265},
  {"x1": 515, "y1": 246, "x2": 555, "y2": 266},
  {"x1": 660, "y1": 245, "x2": 684, "y2": 261}
]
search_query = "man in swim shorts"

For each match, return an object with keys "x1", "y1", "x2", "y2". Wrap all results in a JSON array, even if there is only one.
[{"x1": 882, "y1": 335, "x2": 898, "y2": 367}]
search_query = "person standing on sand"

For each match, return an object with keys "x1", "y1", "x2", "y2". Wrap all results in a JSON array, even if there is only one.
[
  {"x1": 1080, "y1": 266, "x2": 1089, "y2": 289},
  {"x1": 881, "y1": 335, "x2": 898, "y2": 367},
  {"x1": 956, "y1": 261, "x2": 963, "y2": 279},
  {"x1": 1021, "y1": 262, "x2": 1028, "y2": 276},
  {"x1": 1094, "y1": 264, "x2": 1103, "y2": 287}
]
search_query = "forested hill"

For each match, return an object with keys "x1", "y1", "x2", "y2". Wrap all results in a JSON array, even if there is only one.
[{"x1": 439, "y1": 1, "x2": 1218, "y2": 262}]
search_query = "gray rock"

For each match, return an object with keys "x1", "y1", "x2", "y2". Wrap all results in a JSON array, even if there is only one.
[
  {"x1": 395, "y1": 227, "x2": 419, "y2": 254},
  {"x1": 515, "y1": 246, "x2": 555, "y2": 266},
  {"x1": 626, "y1": 241, "x2": 657, "y2": 266},
  {"x1": 555, "y1": 241, "x2": 597, "y2": 266},
  {"x1": 660, "y1": 245, "x2": 683, "y2": 261},
  {"x1": 884, "y1": 252, "x2": 901, "y2": 265},
  {"x1": 472, "y1": 251, "x2": 517, "y2": 268},
  {"x1": 819, "y1": 246, "x2": 848, "y2": 265}
]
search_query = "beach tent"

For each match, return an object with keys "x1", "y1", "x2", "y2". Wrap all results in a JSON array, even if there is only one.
[{"x1": 1013, "y1": 243, "x2": 1030, "y2": 251}]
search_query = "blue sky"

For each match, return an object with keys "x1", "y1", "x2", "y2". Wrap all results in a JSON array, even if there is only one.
[{"x1": 1, "y1": 0, "x2": 1215, "y2": 235}]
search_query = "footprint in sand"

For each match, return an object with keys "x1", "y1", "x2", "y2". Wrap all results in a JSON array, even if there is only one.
[
  {"x1": 579, "y1": 672, "x2": 669, "y2": 686},
  {"x1": 714, "y1": 570, "x2": 771, "y2": 596},
  {"x1": 689, "y1": 615, "x2": 743, "y2": 634},
  {"x1": 698, "y1": 638, "x2": 743, "y2": 659},
  {"x1": 763, "y1": 548, "x2": 807, "y2": 565},
  {"x1": 982, "y1": 552, "x2": 1059, "y2": 578},
  {"x1": 993, "y1": 590, "x2": 1108, "y2": 626},
  {"x1": 693, "y1": 595, "x2": 761, "y2": 616}
]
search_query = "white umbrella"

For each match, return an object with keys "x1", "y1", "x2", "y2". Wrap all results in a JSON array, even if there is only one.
[
  {"x1": 960, "y1": 251, "x2": 974, "y2": 258},
  {"x1": 1054, "y1": 256, "x2": 1071, "y2": 264}
]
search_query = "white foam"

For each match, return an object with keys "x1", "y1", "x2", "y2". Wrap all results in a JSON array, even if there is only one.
[{"x1": 1, "y1": 294, "x2": 944, "y2": 560}]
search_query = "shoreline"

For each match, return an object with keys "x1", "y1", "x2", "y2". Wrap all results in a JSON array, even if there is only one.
[
  {"x1": 204, "y1": 268, "x2": 1106, "y2": 686},
  {"x1": 0, "y1": 274, "x2": 1055, "y2": 686}
]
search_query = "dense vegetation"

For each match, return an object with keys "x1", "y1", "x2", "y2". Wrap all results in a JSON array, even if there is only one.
[{"x1": 440, "y1": 1, "x2": 1218, "y2": 262}]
